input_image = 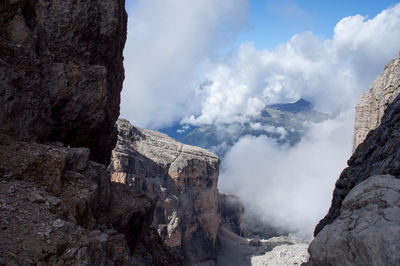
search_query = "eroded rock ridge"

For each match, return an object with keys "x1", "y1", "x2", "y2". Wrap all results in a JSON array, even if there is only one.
[
  {"x1": 111, "y1": 118, "x2": 221, "y2": 264},
  {"x1": 353, "y1": 52, "x2": 400, "y2": 151}
]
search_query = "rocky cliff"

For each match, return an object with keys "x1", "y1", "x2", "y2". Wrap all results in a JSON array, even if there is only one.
[
  {"x1": 353, "y1": 52, "x2": 400, "y2": 151},
  {"x1": 111, "y1": 119, "x2": 221, "y2": 263},
  {"x1": 309, "y1": 54, "x2": 400, "y2": 265},
  {"x1": 309, "y1": 174, "x2": 400, "y2": 265},
  {"x1": 0, "y1": 1, "x2": 181, "y2": 264},
  {"x1": 0, "y1": 0, "x2": 126, "y2": 164}
]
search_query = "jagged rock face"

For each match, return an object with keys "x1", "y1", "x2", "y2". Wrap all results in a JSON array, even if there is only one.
[
  {"x1": 309, "y1": 175, "x2": 400, "y2": 265},
  {"x1": 218, "y1": 192, "x2": 244, "y2": 236},
  {"x1": 0, "y1": 0, "x2": 127, "y2": 164},
  {"x1": 314, "y1": 94, "x2": 400, "y2": 236},
  {"x1": 353, "y1": 52, "x2": 400, "y2": 151},
  {"x1": 111, "y1": 118, "x2": 221, "y2": 263},
  {"x1": 0, "y1": 141, "x2": 181, "y2": 265}
]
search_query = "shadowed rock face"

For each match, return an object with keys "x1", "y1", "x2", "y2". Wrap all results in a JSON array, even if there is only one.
[
  {"x1": 0, "y1": 0, "x2": 127, "y2": 164},
  {"x1": 111, "y1": 118, "x2": 221, "y2": 263},
  {"x1": 314, "y1": 94, "x2": 400, "y2": 236},
  {"x1": 0, "y1": 1, "x2": 183, "y2": 264},
  {"x1": 353, "y1": 53, "x2": 400, "y2": 151},
  {"x1": 309, "y1": 175, "x2": 400, "y2": 266}
]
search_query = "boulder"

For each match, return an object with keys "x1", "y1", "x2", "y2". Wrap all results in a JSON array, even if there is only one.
[{"x1": 309, "y1": 175, "x2": 400, "y2": 266}]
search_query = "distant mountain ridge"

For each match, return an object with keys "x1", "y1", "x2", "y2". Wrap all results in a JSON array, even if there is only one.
[{"x1": 160, "y1": 99, "x2": 329, "y2": 157}]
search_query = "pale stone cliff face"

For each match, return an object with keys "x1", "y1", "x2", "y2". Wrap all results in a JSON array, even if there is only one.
[
  {"x1": 353, "y1": 52, "x2": 400, "y2": 151},
  {"x1": 0, "y1": 0, "x2": 127, "y2": 164},
  {"x1": 111, "y1": 118, "x2": 221, "y2": 263},
  {"x1": 0, "y1": 1, "x2": 182, "y2": 264}
]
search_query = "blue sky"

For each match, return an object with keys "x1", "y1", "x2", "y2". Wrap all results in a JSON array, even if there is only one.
[
  {"x1": 242, "y1": 0, "x2": 399, "y2": 49},
  {"x1": 126, "y1": 0, "x2": 399, "y2": 51},
  {"x1": 122, "y1": 0, "x2": 400, "y2": 129},
  {"x1": 121, "y1": 0, "x2": 400, "y2": 236}
]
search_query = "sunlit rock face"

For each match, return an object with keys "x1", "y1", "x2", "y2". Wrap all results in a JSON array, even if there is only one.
[
  {"x1": 111, "y1": 118, "x2": 221, "y2": 263},
  {"x1": 0, "y1": 0, "x2": 127, "y2": 164},
  {"x1": 353, "y1": 52, "x2": 400, "y2": 151},
  {"x1": 309, "y1": 175, "x2": 400, "y2": 266}
]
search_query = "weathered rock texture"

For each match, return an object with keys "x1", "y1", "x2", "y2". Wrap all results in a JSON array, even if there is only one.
[
  {"x1": 353, "y1": 52, "x2": 400, "y2": 151},
  {"x1": 0, "y1": 0, "x2": 127, "y2": 164},
  {"x1": 0, "y1": 1, "x2": 182, "y2": 264},
  {"x1": 309, "y1": 175, "x2": 400, "y2": 266},
  {"x1": 315, "y1": 62, "x2": 400, "y2": 237},
  {"x1": 111, "y1": 118, "x2": 221, "y2": 263},
  {"x1": 0, "y1": 141, "x2": 181, "y2": 265}
]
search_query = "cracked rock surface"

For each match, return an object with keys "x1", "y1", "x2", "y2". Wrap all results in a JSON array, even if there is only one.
[
  {"x1": 0, "y1": 0, "x2": 127, "y2": 164},
  {"x1": 353, "y1": 52, "x2": 400, "y2": 151},
  {"x1": 111, "y1": 118, "x2": 221, "y2": 264},
  {"x1": 309, "y1": 175, "x2": 400, "y2": 266}
]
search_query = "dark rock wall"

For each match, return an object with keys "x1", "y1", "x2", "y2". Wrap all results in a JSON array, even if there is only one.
[{"x1": 0, "y1": 0, "x2": 127, "y2": 164}]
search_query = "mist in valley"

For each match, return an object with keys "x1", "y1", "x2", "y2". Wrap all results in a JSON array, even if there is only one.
[{"x1": 122, "y1": 0, "x2": 400, "y2": 240}]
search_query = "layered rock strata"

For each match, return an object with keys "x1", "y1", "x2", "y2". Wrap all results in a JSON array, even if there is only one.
[
  {"x1": 309, "y1": 175, "x2": 400, "y2": 265},
  {"x1": 353, "y1": 52, "x2": 400, "y2": 151},
  {"x1": 0, "y1": 0, "x2": 127, "y2": 164},
  {"x1": 111, "y1": 118, "x2": 221, "y2": 263}
]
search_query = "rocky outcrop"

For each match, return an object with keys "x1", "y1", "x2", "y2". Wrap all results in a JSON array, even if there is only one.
[
  {"x1": 0, "y1": 141, "x2": 181, "y2": 265},
  {"x1": 353, "y1": 52, "x2": 400, "y2": 151},
  {"x1": 314, "y1": 59, "x2": 400, "y2": 237},
  {"x1": 111, "y1": 118, "x2": 221, "y2": 263},
  {"x1": 219, "y1": 192, "x2": 244, "y2": 236},
  {"x1": 309, "y1": 175, "x2": 400, "y2": 265},
  {"x1": 0, "y1": 0, "x2": 127, "y2": 164},
  {"x1": 0, "y1": 1, "x2": 182, "y2": 264}
]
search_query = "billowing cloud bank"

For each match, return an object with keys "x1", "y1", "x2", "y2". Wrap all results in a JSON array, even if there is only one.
[
  {"x1": 184, "y1": 4, "x2": 400, "y2": 126},
  {"x1": 121, "y1": 0, "x2": 249, "y2": 129},
  {"x1": 122, "y1": 2, "x2": 400, "y2": 237},
  {"x1": 219, "y1": 110, "x2": 354, "y2": 237}
]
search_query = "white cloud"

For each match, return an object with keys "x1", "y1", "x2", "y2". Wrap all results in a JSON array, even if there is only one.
[
  {"x1": 184, "y1": 4, "x2": 400, "y2": 125},
  {"x1": 219, "y1": 110, "x2": 354, "y2": 237},
  {"x1": 121, "y1": 0, "x2": 249, "y2": 129}
]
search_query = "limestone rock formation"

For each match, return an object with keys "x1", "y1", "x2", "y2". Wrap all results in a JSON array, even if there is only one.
[
  {"x1": 353, "y1": 52, "x2": 400, "y2": 151},
  {"x1": 111, "y1": 118, "x2": 221, "y2": 263},
  {"x1": 0, "y1": 1, "x2": 182, "y2": 264},
  {"x1": 0, "y1": 0, "x2": 127, "y2": 164},
  {"x1": 315, "y1": 62, "x2": 400, "y2": 237},
  {"x1": 309, "y1": 175, "x2": 400, "y2": 265},
  {"x1": 0, "y1": 141, "x2": 181, "y2": 265}
]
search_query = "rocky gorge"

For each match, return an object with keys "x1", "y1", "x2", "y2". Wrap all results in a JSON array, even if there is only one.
[{"x1": 1, "y1": 0, "x2": 400, "y2": 265}]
